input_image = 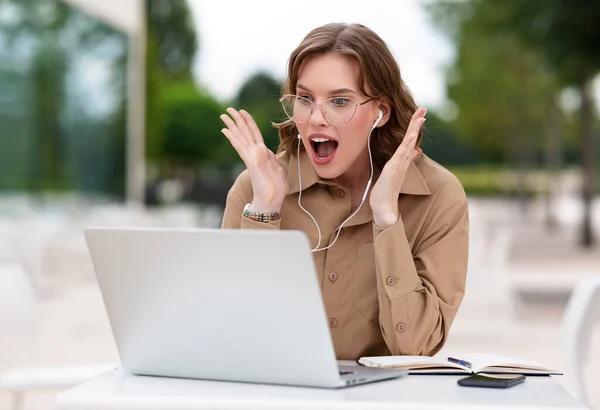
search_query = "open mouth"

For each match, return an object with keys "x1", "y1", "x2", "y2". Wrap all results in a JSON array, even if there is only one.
[{"x1": 310, "y1": 137, "x2": 338, "y2": 165}]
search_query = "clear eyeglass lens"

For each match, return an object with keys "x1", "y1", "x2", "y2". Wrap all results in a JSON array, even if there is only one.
[{"x1": 281, "y1": 95, "x2": 358, "y2": 126}]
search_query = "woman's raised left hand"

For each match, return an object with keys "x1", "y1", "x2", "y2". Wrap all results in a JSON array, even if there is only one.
[{"x1": 369, "y1": 107, "x2": 426, "y2": 229}]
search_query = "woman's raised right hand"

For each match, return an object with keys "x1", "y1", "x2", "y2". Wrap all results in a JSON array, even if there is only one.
[{"x1": 220, "y1": 108, "x2": 288, "y2": 213}]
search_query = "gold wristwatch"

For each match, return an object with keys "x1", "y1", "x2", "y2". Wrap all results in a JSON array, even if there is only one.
[{"x1": 242, "y1": 203, "x2": 281, "y2": 223}]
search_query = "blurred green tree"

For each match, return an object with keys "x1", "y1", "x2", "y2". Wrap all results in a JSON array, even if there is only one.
[
  {"x1": 234, "y1": 71, "x2": 285, "y2": 151},
  {"x1": 420, "y1": 111, "x2": 483, "y2": 166},
  {"x1": 494, "y1": 0, "x2": 600, "y2": 245},
  {"x1": 31, "y1": 40, "x2": 67, "y2": 190},
  {"x1": 145, "y1": 0, "x2": 199, "y2": 164},
  {"x1": 162, "y1": 83, "x2": 228, "y2": 168},
  {"x1": 428, "y1": 0, "x2": 563, "y2": 166}
]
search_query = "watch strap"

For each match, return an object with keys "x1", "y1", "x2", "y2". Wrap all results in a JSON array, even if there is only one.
[{"x1": 242, "y1": 203, "x2": 281, "y2": 223}]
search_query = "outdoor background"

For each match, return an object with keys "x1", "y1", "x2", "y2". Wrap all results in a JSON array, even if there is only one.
[{"x1": 0, "y1": 0, "x2": 599, "y2": 409}]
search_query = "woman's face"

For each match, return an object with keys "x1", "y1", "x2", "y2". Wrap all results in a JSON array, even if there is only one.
[{"x1": 294, "y1": 54, "x2": 382, "y2": 181}]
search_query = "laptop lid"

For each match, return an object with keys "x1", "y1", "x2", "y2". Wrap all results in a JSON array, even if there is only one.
[{"x1": 85, "y1": 227, "x2": 343, "y2": 388}]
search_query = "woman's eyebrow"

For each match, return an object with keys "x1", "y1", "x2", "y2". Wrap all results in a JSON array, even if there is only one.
[
  {"x1": 296, "y1": 83, "x2": 312, "y2": 93},
  {"x1": 329, "y1": 88, "x2": 357, "y2": 95},
  {"x1": 296, "y1": 83, "x2": 357, "y2": 95}
]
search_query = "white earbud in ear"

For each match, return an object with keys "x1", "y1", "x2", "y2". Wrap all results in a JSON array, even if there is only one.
[
  {"x1": 372, "y1": 109, "x2": 383, "y2": 129},
  {"x1": 297, "y1": 134, "x2": 301, "y2": 140}
]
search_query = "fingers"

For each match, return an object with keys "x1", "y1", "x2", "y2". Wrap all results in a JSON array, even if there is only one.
[
  {"x1": 240, "y1": 110, "x2": 264, "y2": 145},
  {"x1": 404, "y1": 107, "x2": 426, "y2": 144},
  {"x1": 394, "y1": 107, "x2": 426, "y2": 162},
  {"x1": 225, "y1": 107, "x2": 254, "y2": 144},
  {"x1": 220, "y1": 107, "x2": 267, "y2": 150},
  {"x1": 220, "y1": 111, "x2": 248, "y2": 150},
  {"x1": 221, "y1": 107, "x2": 274, "y2": 170},
  {"x1": 220, "y1": 127, "x2": 249, "y2": 163}
]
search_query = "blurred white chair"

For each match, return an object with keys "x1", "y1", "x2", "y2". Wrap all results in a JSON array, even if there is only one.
[
  {"x1": 0, "y1": 261, "x2": 38, "y2": 409},
  {"x1": 562, "y1": 277, "x2": 600, "y2": 409},
  {"x1": 85, "y1": 204, "x2": 155, "y2": 227},
  {"x1": 0, "y1": 365, "x2": 114, "y2": 410},
  {"x1": 43, "y1": 226, "x2": 95, "y2": 286},
  {"x1": 13, "y1": 214, "x2": 69, "y2": 296},
  {"x1": 0, "y1": 261, "x2": 112, "y2": 410},
  {"x1": 199, "y1": 204, "x2": 225, "y2": 228},
  {"x1": 0, "y1": 219, "x2": 18, "y2": 262},
  {"x1": 0, "y1": 262, "x2": 38, "y2": 369},
  {"x1": 456, "y1": 202, "x2": 516, "y2": 318},
  {"x1": 466, "y1": 202, "x2": 487, "y2": 271},
  {"x1": 155, "y1": 204, "x2": 200, "y2": 227}
]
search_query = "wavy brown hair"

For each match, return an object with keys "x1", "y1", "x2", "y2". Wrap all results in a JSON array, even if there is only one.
[{"x1": 274, "y1": 23, "x2": 423, "y2": 171}]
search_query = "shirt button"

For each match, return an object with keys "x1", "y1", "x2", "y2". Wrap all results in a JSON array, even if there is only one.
[
  {"x1": 336, "y1": 189, "x2": 345, "y2": 198},
  {"x1": 396, "y1": 323, "x2": 406, "y2": 333},
  {"x1": 328, "y1": 272, "x2": 338, "y2": 282},
  {"x1": 386, "y1": 276, "x2": 397, "y2": 286},
  {"x1": 330, "y1": 318, "x2": 338, "y2": 328}
]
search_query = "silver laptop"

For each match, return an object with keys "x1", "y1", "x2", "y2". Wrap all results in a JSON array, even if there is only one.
[{"x1": 85, "y1": 226, "x2": 407, "y2": 388}]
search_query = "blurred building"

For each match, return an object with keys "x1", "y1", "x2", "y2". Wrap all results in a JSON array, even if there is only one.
[{"x1": 0, "y1": 0, "x2": 145, "y2": 203}]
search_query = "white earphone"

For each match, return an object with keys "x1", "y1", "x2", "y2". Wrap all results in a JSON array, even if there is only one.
[
  {"x1": 372, "y1": 109, "x2": 383, "y2": 129},
  {"x1": 296, "y1": 108, "x2": 383, "y2": 253}
]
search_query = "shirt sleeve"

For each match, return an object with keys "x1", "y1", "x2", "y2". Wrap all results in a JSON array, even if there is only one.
[
  {"x1": 220, "y1": 186, "x2": 281, "y2": 230},
  {"x1": 373, "y1": 187, "x2": 469, "y2": 356}
]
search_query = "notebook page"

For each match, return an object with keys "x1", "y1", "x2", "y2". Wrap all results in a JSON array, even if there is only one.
[
  {"x1": 459, "y1": 353, "x2": 557, "y2": 373},
  {"x1": 358, "y1": 355, "x2": 469, "y2": 371}
]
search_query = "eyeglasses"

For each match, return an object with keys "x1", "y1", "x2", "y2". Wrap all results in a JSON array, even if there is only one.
[{"x1": 279, "y1": 94, "x2": 375, "y2": 127}]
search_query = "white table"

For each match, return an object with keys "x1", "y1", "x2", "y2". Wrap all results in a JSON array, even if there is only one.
[{"x1": 56, "y1": 366, "x2": 587, "y2": 410}]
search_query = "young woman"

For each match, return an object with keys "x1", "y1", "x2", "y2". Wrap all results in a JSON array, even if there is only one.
[{"x1": 219, "y1": 23, "x2": 468, "y2": 360}]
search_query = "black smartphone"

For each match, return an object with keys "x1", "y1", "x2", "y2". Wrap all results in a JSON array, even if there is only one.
[{"x1": 457, "y1": 373, "x2": 526, "y2": 388}]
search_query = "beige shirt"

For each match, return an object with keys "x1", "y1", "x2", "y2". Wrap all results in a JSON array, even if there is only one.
[{"x1": 221, "y1": 150, "x2": 469, "y2": 360}]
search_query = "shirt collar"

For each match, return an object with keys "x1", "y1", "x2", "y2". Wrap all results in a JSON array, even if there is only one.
[{"x1": 285, "y1": 150, "x2": 431, "y2": 196}]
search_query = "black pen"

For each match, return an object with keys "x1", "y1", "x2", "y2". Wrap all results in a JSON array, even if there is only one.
[{"x1": 447, "y1": 357, "x2": 472, "y2": 369}]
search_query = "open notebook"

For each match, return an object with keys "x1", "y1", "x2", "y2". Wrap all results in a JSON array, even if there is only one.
[{"x1": 358, "y1": 353, "x2": 561, "y2": 375}]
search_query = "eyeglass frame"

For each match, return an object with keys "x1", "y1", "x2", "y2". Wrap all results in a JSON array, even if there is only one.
[{"x1": 279, "y1": 93, "x2": 376, "y2": 126}]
